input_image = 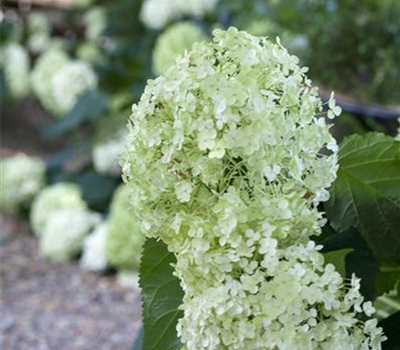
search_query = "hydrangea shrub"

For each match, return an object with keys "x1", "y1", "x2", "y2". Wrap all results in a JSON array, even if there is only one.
[
  {"x1": 152, "y1": 22, "x2": 207, "y2": 76},
  {"x1": 105, "y1": 185, "x2": 145, "y2": 272},
  {"x1": 0, "y1": 155, "x2": 45, "y2": 214},
  {"x1": 30, "y1": 182, "x2": 87, "y2": 236},
  {"x1": 122, "y1": 28, "x2": 385, "y2": 349}
]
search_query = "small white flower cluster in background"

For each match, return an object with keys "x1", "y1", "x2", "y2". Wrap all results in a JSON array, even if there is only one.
[
  {"x1": 140, "y1": 0, "x2": 220, "y2": 29},
  {"x1": 122, "y1": 27, "x2": 385, "y2": 349},
  {"x1": 0, "y1": 155, "x2": 45, "y2": 214},
  {"x1": 40, "y1": 208, "x2": 101, "y2": 263},
  {"x1": 152, "y1": 22, "x2": 207, "y2": 75},
  {"x1": 30, "y1": 182, "x2": 87, "y2": 236},
  {"x1": 92, "y1": 130, "x2": 127, "y2": 176},
  {"x1": 31, "y1": 48, "x2": 97, "y2": 117},
  {"x1": 1, "y1": 43, "x2": 31, "y2": 99},
  {"x1": 80, "y1": 222, "x2": 108, "y2": 272},
  {"x1": 83, "y1": 6, "x2": 107, "y2": 42},
  {"x1": 27, "y1": 12, "x2": 51, "y2": 54}
]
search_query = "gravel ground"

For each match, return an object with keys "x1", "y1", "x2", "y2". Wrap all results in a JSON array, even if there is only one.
[{"x1": 1, "y1": 213, "x2": 142, "y2": 350}]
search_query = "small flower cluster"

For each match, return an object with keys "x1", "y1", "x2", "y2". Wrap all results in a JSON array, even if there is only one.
[
  {"x1": 40, "y1": 208, "x2": 101, "y2": 262},
  {"x1": 122, "y1": 28, "x2": 385, "y2": 349},
  {"x1": 152, "y1": 22, "x2": 207, "y2": 75},
  {"x1": 105, "y1": 185, "x2": 145, "y2": 273},
  {"x1": 81, "y1": 222, "x2": 109, "y2": 272},
  {"x1": 140, "y1": 0, "x2": 220, "y2": 29},
  {"x1": 1, "y1": 43, "x2": 31, "y2": 98},
  {"x1": 92, "y1": 130, "x2": 127, "y2": 175},
  {"x1": 30, "y1": 182, "x2": 87, "y2": 236},
  {"x1": 31, "y1": 48, "x2": 97, "y2": 116},
  {"x1": 83, "y1": 6, "x2": 107, "y2": 42},
  {"x1": 0, "y1": 155, "x2": 45, "y2": 214},
  {"x1": 27, "y1": 12, "x2": 51, "y2": 54}
]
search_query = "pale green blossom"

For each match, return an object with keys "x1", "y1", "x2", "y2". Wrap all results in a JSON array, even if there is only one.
[
  {"x1": 122, "y1": 27, "x2": 384, "y2": 350},
  {"x1": 153, "y1": 22, "x2": 207, "y2": 75},
  {"x1": 27, "y1": 12, "x2": 51, "y2": 54},
  {"x1": 51, "y1": 60, "x2": 98, "y2": 114},
  {"x1": 40, "y1": 208, "x2": 100, "y2": 263},
  {"x1": 84, "y1": 6, "x2": 107, "y2": 41},
  {"x1": 140, "y1": 0, "x2": 220, "y2": 29},
  {"x1": 30, "y1": 182, "x2": 86, "y2": 236},
  {"x1": 2, "y1": 43, "x2": 30, "y2": 98},
  {"x1": 105, "y1": 185, "x2": 145, "y2": 272},
  {"x1": 31, "y1": 48, "x2": 69, "y2": 116},
  {"x1": 0, "y1": 155, "x2": 45, "y2": 214}
]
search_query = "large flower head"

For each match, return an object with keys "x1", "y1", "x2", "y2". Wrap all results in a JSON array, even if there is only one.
[
  {"x1": 122, "y1": 27, "x2": 383, "y2": 350},
  {"x1": 0, "y1": 155, "x2": 45, "y2": 214},
  {"x1": 152, "y1": 22, "x2": 207, "y2": 75},
  {"x1": 30, "y1": 182, "x2": 87, "y2": 236}
]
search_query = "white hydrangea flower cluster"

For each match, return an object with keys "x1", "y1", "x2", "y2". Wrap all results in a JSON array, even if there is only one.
[
  {"x1": 1, "y1": 43, "x2": 30, "y2": 98},
  {"x1": 30, "y1": 182, "x2": 87, "y2": 236},
  {"x1": 80, "y1": 222, "x2": 109, "y2": 272},
  {"x1": 152, "y1": 22, "x2": 207, "y2": 76},
  {"x1": 92, "y1": 130, "x2": 127, "y2": 176},
  {"x1": 27, "y1": 12, "x2": 51, "y2": 54},
  {"x1": 84, "y1": 6, "x2": 107, "y2": 42},
  {"x1": 140, "y1": 0, "x2": 220, "y2": 29},
  {"x1": 31, "y1": 48, "x2": 69, "y2": 116},
  {"x1": 40, "y1": 208, "x2": 101, "y2": 263},
  {"x1": 51, "y1": 61, "x2": 98, "y2": 114},
  {"x1": 0, "y1": 155, "x2": 45, "y2": 214},
  {"x1": 122, "y1": 28, "x2": 385, "y2": 349},
  {"x1": 31, "y1": 49, "x2": 97, "y2": 116}
]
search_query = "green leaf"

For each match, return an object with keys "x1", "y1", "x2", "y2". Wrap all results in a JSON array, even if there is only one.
[
  {"x1": 376, "y1": 262, "x2": 400, "y2": 297},
  {"x1": 321, "y1": 228, "x2": 380, "y2": 301},
  {"x1": 41, "y1": 90, "x2": 109, "y2": 138},
  {"x1": 140, "y1": 238, "x2": 183, "y2": 350},
  {"x1": 378, "y1": 312, "x2": 400, "y2": 350},
  {"x1": 325, "y1": 133, "x2": 400, "y2": 261},
  {"x1": 323, "y1": 249, "x2": 353, "y2": 277}
]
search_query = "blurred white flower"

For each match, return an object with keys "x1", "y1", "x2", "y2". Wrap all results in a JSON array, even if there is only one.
[
  {"x1": 0, "y1": 155, "x2": 45, "y2": 214},
  {"x1": 80, "y1": 222, "x2": 108, "y2": 272}
]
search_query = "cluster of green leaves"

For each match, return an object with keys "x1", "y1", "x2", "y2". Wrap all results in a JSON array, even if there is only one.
[{"x1": 135, "y1": 132, "x2": 400, "y2": 350}]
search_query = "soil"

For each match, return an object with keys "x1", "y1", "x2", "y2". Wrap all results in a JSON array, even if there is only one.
[{"x1": 1, "y1": 99, "x2": 142, "y2": 350}]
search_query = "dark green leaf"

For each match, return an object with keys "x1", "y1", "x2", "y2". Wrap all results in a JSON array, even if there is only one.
[
  {"x1": 325, "y1": 133, "x2": 400, "y2": 261},
  {"x1": 379, "y1": 312, "x2": 400, "y2": 350},
  {"x1": 323, "y1": 249, "x2": 353, "y2": 277},
  {"x1": 41, "y1": 90, "x2": 109, "y2": 138},
  {"x1": 140, "y1": 238, "x2": 183, "y2": 350},
  {"x1": 72, "y1": 171, "x2": 120, "y2": 212},
  {"x1": 321, "y1": 228, "x2": 380, "y2": 301}
]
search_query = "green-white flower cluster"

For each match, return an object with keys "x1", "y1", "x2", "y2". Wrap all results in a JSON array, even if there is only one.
[
  {"x1": 40, "y1": 208, "x2": 100, "y2": 262},
  {"x1": 1, "y1": 43, "x2": 31, "y2": 99},
  {"x1": 1, "y1": 155, "x2": 45, "y2": 214},
  {"x1": 27, "y1": 12, "x2": 51, "y2": 54},
  {"x1": 140, "y1": 0, "x2": 220, "y2": 29},
  {"x1": 105, "y1": 185, "x2": 145, "y2": 273},
  {"x1": 152, "y1": 22, "x2": 207, "y2": 76},
  {"x1": 30, "y1": 182, "x2": 87, "y2": 236},
  {"x1": 84, "y1": 6, "x2": 107, "y2": 42},
  {"x1": 122, "y1": 28, "x2": 385, "y2": 349},
  {"x1": 31, "y1": 48, "x2": 97, "y2": 116}
]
